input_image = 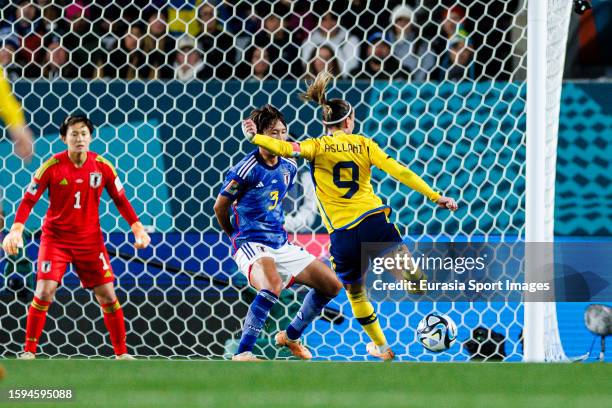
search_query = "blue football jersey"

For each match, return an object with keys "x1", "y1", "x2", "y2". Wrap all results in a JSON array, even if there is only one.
[{"x1": 220, "y1": 150, "x2": 297, "y2": 250}]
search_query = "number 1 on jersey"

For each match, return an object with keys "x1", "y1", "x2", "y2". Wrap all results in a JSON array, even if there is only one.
[
  {"x1": 74, "y1": 191, "x2": 81, "y2": 209},
  {"x1": 99, "y1": 252, "x2": 109, "y2": 270}
]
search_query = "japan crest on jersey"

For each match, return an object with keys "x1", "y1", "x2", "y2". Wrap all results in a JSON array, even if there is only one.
[
  {"x1": 283, "y1": 171, "x2": 291, "y2": 186},
  {"x1": 89, "y1": 172, "x2": 102, "y2": 188}
]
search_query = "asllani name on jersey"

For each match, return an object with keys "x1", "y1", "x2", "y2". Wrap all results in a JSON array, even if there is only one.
[{"x1": 324, "y1": 143, "x2": 363, "y2": 154}]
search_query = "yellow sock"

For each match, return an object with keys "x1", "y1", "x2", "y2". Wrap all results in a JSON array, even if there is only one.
[{"x1": 347, "y1": 290, "x2": 387, "y2": 347}]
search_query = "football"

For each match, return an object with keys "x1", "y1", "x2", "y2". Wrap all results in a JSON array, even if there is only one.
[{"x1": 417, "y1": 313, "x2": 458, "y2": 352}]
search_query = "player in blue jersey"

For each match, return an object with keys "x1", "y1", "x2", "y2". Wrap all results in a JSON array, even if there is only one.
[{"x1": 214, "y1": 105, "x2": 342, "y2": 361}]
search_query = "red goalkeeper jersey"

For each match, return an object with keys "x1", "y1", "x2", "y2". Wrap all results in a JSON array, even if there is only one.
[{"x1": 15, "y1": 151, "x2": 139, "y2": 246}]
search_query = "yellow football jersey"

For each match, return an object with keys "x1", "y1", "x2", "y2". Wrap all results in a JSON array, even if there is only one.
[
  {"x1": 0, "y1": 67, "x2": 26, "y2": 128},
  {"x1": 252, "y1": 130, "x2": 441, "y2": 233},
  {"x1": 298, "y1": 131, "x2": 394, "y2": 232}
]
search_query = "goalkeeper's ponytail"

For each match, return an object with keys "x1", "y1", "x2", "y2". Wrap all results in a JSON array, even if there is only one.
[{"x1": 301, "y1": 70, "x2": 353, "y2": 129}]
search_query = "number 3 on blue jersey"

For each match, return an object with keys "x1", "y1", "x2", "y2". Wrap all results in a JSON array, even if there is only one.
[
  {"x1": 333, "y1": 161, "x2": 359, "y2": 198},
  {"x1": 268, "y1": 190, "x2": 279, "y2": 209}
]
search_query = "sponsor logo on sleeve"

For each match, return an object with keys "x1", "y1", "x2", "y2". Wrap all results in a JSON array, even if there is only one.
[
  {"x1": 26, "y1": 182, "x2": 39, "y2": 195},
  {"x1": 225, "y1": 180, "x2": 240, "y2": 195},
  {"x1": 114, "y1": 177, "x2": 124, "y2": 192}
]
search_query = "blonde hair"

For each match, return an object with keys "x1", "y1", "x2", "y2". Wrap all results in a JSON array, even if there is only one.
[
  {"x1": 300, "y1": 70, "x2": 333, "y2": 119},
  {"x1": 300, "y1": 70, "x2": 353, "y2": 127}
]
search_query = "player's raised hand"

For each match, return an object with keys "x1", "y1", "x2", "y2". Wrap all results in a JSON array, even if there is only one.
[
  {"x1": 242, "y1": 119, "x2": 257, "y2": 141},
  {"x1": 437, "y1": 196, "x2": 458, "y2": 211},
  {"x1": 9, "y1": 125, "x2": 34, "y2": 164},
  {"x1": 131, "y1": 222, "x2": 151, "y2": 249},
  {"x1": 2, "y1": 223, "x2": 25, "y2": 256}
]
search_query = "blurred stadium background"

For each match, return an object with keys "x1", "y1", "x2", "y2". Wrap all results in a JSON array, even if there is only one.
[{"x1": 0, "y1": 0, "x2": 611, "y2": 362}]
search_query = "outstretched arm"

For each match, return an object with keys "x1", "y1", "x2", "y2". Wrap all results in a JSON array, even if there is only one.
[
  {"x1": 368, "y1": 140, "x2": 458, "y2": 210},
  {"x1": 243, "y1": 119, "x2": 317, "y2": 160},
  {"x1": 376, "y1": 155, "x2": 441, "y2": 202}
]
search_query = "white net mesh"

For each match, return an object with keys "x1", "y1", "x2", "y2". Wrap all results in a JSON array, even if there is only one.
[{"x1": 0, "y1": 0, "x2": 571, "y2": 361}]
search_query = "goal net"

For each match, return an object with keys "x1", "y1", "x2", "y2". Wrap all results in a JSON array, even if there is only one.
[{"x1": 0, "y1": 0, "x2": 573, "y2": 361}]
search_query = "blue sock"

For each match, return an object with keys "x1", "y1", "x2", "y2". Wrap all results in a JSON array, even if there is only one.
[
  {"x1": 286, "y1": 289, "x2": 332, "y2": 341},
  {"x1": 237, "y1": 289, "x2": 278, "y2": 354}
]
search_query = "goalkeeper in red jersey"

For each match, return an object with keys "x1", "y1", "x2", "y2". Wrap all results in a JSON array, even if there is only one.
[{"x1": 2, "y1": 114, "x2": 151, "y2": 360}]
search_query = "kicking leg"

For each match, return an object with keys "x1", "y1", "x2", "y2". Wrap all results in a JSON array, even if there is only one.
[
  {"x1": 345, "y1": 282, "x2": 395, "y2": 361},
  {"x1": 384, "y1": 243, "x2": 427, "y2": 295}
]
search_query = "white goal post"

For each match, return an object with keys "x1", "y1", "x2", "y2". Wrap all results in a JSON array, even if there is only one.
[{"x1": 525, "y1": 0, "x2": 573, "y2": 362}]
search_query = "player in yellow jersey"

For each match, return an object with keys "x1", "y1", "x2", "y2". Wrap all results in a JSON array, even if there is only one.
[
  {"x1": 242, "y1": 71, "x2": 458, "y2": 360},
  {"x1": 1, "y1": 66, "x2": 34, "y2": 231},
  {"x1": 0, "y1": 66, "x2": 33, "y2": 161}
]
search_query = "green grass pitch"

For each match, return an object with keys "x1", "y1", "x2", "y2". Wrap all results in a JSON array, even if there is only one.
[{"x1": 0, "y1": 360, "x2": 610, "y2": 408}]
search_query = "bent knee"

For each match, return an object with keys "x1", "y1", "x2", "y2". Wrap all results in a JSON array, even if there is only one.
[
  {"x1": 324, "y1": 279, "x2": 342, "y2": 298},
  {"x1": 264, "y1": 277, "x2": 283, "y2": 296},
  {"x1": 95, "y1": 294, "x2": 117, "y2": 305},
  {"x1": 256, "y1": 273, "x2": 283, "y2": 296},
  {"x1": 35, "y1": 289, "x2": 55, "y2": 302},
  {"x1": 35, "y1": 284, "x2": 57, "y2": 302},
  {"x1": 332, "y1": 280, "x2": 343, "y2": 296}
]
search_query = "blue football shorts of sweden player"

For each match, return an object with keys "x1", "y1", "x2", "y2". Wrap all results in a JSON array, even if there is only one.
[{"x1": 329, "y1": 211, "x2": 403, "y2": 284}]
